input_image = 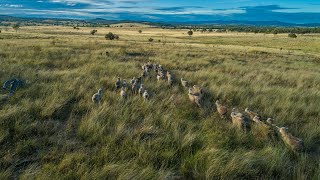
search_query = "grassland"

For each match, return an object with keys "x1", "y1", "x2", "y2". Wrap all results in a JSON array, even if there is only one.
[{"x1": 0, "y1": 25, "x2": 320, "y2": 179}]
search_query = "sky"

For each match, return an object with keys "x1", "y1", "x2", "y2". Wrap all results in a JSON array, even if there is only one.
[{"x1": 0, "y1": 0, "x2": 320, "y2": 24}]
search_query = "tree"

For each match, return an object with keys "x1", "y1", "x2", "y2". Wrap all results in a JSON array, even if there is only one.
[
  {"x1": 12, "y1": 24, "x2": 20, "y2": 32},
  {"x1": 90, "y1": 29, "x2": 97, "y2": 35},
  {"x1": 138, "y1": 30, "x2": 142, "y2": 34},
  {"x1": 288, "y1": 33, "x2": 297, "y2": 38},
  {"x1": 105, "y1": 32, "x2": 115, "y2": 40},
  {"x1": 187, "y1": 30, "x2": 193, "y2": 36},
  {"x1": 272, "y1": 30, "x2": 278, "y2": 37},
  {"x1": 148, "y1": 38, "x2": 154, "y2": 42}
]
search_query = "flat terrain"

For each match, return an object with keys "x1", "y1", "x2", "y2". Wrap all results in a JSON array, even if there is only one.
[{"x1": 0, "y1": 25, "x2": 319, "y2": 179}]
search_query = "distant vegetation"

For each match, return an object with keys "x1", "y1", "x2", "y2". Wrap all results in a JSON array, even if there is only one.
[
  {"x1": 187, "y1": 30, "x2": 193, "y2": 36},
  {"x1": 288, "y1": 33, "x2": 297, "y2": 38},
  {"x1": 105, "y1": 32, "x2": 119, "y2": 40},
  {"x1": 90, "y1": 29, "x2": 97, "y2": 35},
  {"x1": 226, "y1": 26, "x2": 320, "y2": 34},
  {"x1": 1, "y1": 15, "x2": 320, "y2": 35},
  {"x1": 12, "y1": 24, "x2": 20, "y2": 32},
  {"x1": 173, "y1": 26, "x2": 320, "y2": 34}
]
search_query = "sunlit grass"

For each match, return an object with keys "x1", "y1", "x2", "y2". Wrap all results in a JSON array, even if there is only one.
[{"x1": 0, "y1": 26, "x2": 319, "y2": 179}]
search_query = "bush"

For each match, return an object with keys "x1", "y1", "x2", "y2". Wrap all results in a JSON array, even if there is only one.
[
  {"x1": 272, "y1": 30, "x2": 278, "y2": 35},
  {"x1": 188, "y1": 30, "x2": 193, "y2": 36},
  {"x1": 90, "y1": 30, "x2": 97, "y2": 35},
  {"x1": 288, "y1": 33, "x2": 297, "y2": 38},
  {"x1": 12, "y1": 24, "x2": 20, "y2": 32},
  {"x1": 138, "y1": 30, "x2": 142, "y2": 33},
  {"x1": 148, "y1": 38, "x2": 154, "y2": 42},
  {"x1": 105, "y1": 32, "x2": 119, "y2": 40}
]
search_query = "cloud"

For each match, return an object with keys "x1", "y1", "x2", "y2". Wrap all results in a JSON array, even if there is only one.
[
  {"x1": 240, "y1": 5, "x2": 298, "y2": 12},
  {"x1": 119, "y1": 1, "x2": 140, "y2": 5},
  {"x1": 155, "y1": 6, "x2": 203, "y2": 12},
  {"x1": 49, "y1": 0, "x2": 114, "y2": 6},
  {"x1": 0, "y1": 4, "x2": 23, "y2": 8},
  {"x1": 0, "y1": 2, "x2": 320, "y2": 24}
]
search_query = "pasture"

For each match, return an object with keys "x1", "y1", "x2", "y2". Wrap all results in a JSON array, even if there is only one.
[{"x1": 0, "y1": 25, "x2": 319, "y2": 179}]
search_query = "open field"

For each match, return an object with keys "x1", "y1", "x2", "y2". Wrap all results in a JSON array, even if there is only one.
[{"x1": 0, "y1": 25, "x2": 320, "y2": 179}]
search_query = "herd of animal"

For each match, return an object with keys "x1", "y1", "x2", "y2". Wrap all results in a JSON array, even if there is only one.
[{"x1": 91, "y1": 62, "x2": 304, "y2": 152}]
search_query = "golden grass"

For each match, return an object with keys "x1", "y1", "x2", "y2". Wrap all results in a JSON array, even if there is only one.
[{"x1": 0, "y1": 25, "x2": 319, "y2": 179}]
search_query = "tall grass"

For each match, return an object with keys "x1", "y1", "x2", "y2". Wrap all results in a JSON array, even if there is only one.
[{"x1": 0, "y1": 27, "x2": 319, "y2": 179}]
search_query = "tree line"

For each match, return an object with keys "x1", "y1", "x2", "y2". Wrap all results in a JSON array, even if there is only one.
[{"x1": 161, "y1": 25, "x2": 320, "y2": 34}]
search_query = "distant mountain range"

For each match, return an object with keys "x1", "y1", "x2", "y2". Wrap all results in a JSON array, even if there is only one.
[{"x1": 1, "y1": 15, "x2": 320, "y2": 27}]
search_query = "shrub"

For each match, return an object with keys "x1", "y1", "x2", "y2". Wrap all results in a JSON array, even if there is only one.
[
  {"x1": 288, "y1": 33, "x2": 297, "y2": 38},
  {"x1": 138, "y1": 30, "x2": 142, "y2": 33},
  {"x1": 90, "y1": 29, "x2": 97, "y2": 35},
  {"x1": 188, "y1": 30, "x2": 193, "y2": 36},
  {"x1": 12, "y1": 24, "x2": 20, "y2": 32},
  {"x1": 105, "y1": 32, "x2": 117, "y2": 40},
  {"x1": 272, "y1": 30, "x2": 278, "y2": 35},
  {"x1": 148, "y1": 38, "x2": 154, "y2": 42}
]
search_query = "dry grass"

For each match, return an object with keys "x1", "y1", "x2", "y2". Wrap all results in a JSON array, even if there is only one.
[{"x1": 0, "y1": 25, "x2": 319, "y2": 179}]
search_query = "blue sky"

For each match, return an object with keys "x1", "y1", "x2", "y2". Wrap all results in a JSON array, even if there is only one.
[{"x1": 0, "y1": 0, "x2": 320, "y2": 23}]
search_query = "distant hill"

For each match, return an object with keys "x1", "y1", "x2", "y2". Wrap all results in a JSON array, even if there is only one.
[
  {"x1": 0, "y1": 15, "x2": 128, "y2": 26},
  {"x1": 0, "y1": 15, "x2": 319, "y2": 27}
]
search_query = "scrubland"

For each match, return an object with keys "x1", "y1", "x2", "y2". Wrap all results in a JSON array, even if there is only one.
[{"x1": 0, "y1": 25, "x2": 319, "y2": 179}]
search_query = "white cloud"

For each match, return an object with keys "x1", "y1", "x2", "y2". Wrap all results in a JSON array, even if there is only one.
[
  {"x1": 0, "y1": 0, "x2": 246, "y2": 19},
  {"x1": 0, "y1": 4, "x2": 23, "y2": 8},
  {"x1": 152, "y1": 9, "x2": 245, "y2": 15}
]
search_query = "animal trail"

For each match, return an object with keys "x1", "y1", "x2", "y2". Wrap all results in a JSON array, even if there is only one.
[{"x1": 90, "y1": 61, "x2": 304, "y2": 152}]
